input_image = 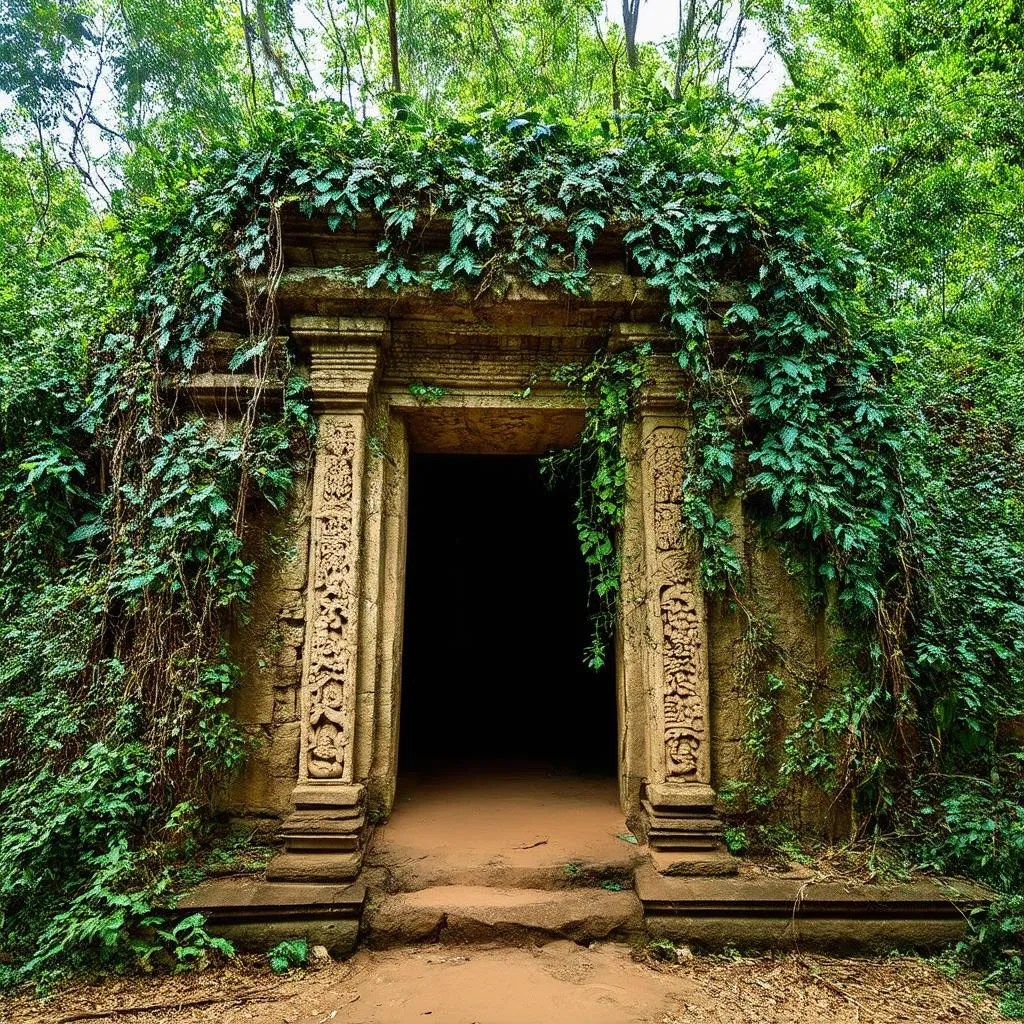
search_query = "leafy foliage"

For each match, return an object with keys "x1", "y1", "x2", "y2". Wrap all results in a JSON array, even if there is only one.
[
  {"x1": 542, "y1": 343, "x2": 651, "y2": 668},
  {"x1": 763, "y1": 1, "x2": 1024, "y2": 1000},
  {"x1": 0, "y1": 139, "x2": 310, "y2": 986},
  {"x1": 267, "y1": 937, "x2": 309, "y2": 974}
]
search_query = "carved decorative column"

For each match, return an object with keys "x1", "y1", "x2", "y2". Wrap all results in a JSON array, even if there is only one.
[
  {"x1": 621, "y1": 340, "x2": 735, "y2": 875},
  {"x1": 267, "y1": 316, "x2": 387, "y2": 883}
]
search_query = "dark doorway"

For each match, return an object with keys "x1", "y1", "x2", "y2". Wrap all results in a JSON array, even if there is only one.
[{"x1": 398, "y1": 454, "x2": 616, "y2": 778}]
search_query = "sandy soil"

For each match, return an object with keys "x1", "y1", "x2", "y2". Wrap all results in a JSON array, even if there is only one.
[
  {"x1": 3, "y1": 942, "x2": 1006, "y2": 1024},
  {"x1": 367, "y1": 771, "x2": 645, "y2": 890}
]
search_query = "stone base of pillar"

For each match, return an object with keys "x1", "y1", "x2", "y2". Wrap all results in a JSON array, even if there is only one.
[
  {"x1": 266, "y1": 783, "x2": 369, "y2": 882},
  {"x1": 639, "y1": 783, "x2": 737, "y2": 876}
]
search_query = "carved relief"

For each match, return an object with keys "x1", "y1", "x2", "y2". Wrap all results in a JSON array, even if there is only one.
[
  {"x1": 306, "y1": 419, "x2": 357, "y2": 779},
  {"x1": 649, "y1": 427, "x2": 708, "y2": 782},
  {"x1": 652, "y1": 441, "x2": 684, "y2": 503},
  {"x1": 660, "y1": 583, "x2": 705, "y2": 778},
  {"x1": 653, "y1": 501, "x2": 682, "y2": 552},
  {"x1": 652, "y1": 438, "x2": 684, "y2": 552}
]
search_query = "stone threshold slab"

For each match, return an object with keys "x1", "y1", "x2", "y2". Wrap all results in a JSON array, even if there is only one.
[
  {"x1": 365, "y1": 885, "x2": 644, "y2": 949},
  {"x1": 636, "y1": 864, "x2": 991, "y2": 950}
]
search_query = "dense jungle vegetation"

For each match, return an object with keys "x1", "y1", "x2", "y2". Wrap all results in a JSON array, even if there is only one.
[{"x1": 1, "y1": 0, "x2": 1022, "y2": 1009}]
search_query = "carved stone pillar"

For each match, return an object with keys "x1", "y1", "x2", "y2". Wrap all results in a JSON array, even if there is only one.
[
  {"x1": 267, "y1": 316, "x2": 387, "y2": 883},
  {"x1": 622, "y1": 346, "x2": 735, "y2": 876}
]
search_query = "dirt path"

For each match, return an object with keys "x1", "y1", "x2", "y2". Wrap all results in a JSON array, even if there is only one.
[{"x1": 3, "y1": 942, "x2": 1005, "y2": 1024}]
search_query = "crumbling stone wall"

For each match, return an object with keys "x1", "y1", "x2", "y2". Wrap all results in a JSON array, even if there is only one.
[
  {"x1": 708, "y1": 504, "x2": 850, "y2": 837},
  {"x1": 220, "y1": 477, "x2": 312, "y2": 816}
]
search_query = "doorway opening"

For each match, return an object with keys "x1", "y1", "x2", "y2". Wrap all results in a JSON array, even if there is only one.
[{"x1": 398, "y1": 453, "x2": 617, "y2": 779}]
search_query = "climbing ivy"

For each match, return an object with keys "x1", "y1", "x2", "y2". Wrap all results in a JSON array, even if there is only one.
[
  {"x1": 1, "y1": 101, "x2": 1019, "y2": 986},
  {"x1": 541, "y1": 343, "x2": 651, "y2": 669}
]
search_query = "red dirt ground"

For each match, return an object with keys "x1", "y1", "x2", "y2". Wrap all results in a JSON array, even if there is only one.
[
  {"x1": 3, "y1": 943, "x2": 1006, "y2": 1024},
  {"x1": 6, "y1": 776, "x2": 1005, "y2": 1023}
]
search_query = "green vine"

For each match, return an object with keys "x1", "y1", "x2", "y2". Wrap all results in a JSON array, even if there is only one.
[{"x1": 541, "y1": 343, "x2": 651, "y2": 668}]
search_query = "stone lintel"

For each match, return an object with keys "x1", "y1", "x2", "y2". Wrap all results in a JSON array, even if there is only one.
[
  {"x1": 292, "y1": 315, "x2": 389, "y2": 339},
  {"x1": 276, "y1": 269, "x2": 668, "y2": 320}
]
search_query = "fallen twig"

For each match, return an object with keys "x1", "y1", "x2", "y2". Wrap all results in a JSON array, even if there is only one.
[
  {"x1": 515, "y1": 837, "x2": 548, "y2": 849},
  {"x1": 54, "y1": 988, "x2": 283, "y2": 1023},
  {"x1": 800, "y1": 959, "x2": 866, "y2": 1023}
]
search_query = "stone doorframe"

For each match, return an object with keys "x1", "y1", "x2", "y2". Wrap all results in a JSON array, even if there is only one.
[{"x1": 267, "y1": 314, "x2": 729, "y2": 883}]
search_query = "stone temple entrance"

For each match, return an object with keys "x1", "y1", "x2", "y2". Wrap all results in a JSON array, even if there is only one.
[
  {"x1": 179, "y1": 216, "x2": 987, "y2": 953},
  {"x1": 258, "y1": 301, "x2": 734, "y2": 886},
  {"x1": 399, "y1": 453, "x2": 616, "y2": 778}
]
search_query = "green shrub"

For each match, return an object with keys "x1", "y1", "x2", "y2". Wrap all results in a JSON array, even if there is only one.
[{"x1": 267, "y1": 938, "x2": 309, "y2": 974}]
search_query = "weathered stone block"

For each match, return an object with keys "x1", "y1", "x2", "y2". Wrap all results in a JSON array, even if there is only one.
[
  {"x1": 275, "y1": 525, "x2": 310, "y2": 591},
  {"x1": 272, "y1": 686, "x2": 298, "y2": 724},
  {"x1": 278, "y1": 621, "x2": 305, "y2": 648},
  {"x1": 291, "y1": 783, "x2": 365, "y2": 809},
  {"x1": 636, "y1": 864, "x2": 992, "y2": 950},
  {"x1": 275, "y1": 647, "x2": 299, "y2": 672},
  {"x1": 269, "y1": 721, "x2": 300, "y2": 778},
  {"x1": 232, "y1": 665, "x2": 275, "y2": 726},
  {"x1": 173, "y1": 877, "x2": 363, "y2": 955},
  {"x1": 645, "y1": 783, "x2": 716, "y2": 811},
  {"x1": 279, "y1": 601, "x2": 305, "y2": 623},
  {"x1": 365, "y1": 887, "x2": 643, "y2": 949},
  {"x1": 267, "y1": 777, "x2": 297, "y2": 814}
]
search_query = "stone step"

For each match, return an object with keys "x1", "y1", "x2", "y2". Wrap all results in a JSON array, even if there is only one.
[
  {"x1": 173, "y1": 877, "x2": 365, "y2": 954},
  {"x1": 635, "y1": 863, "x2": 991, "y2": 950},
  {"x1": 266, "y1": 851, "x2": 362, "y2": 882},
  {"x1": 363, "y1": 852, "x2": 643, "y2": 894},
  {"x1": 364, "y1": 885, "x2": 644, "y2": 948}
]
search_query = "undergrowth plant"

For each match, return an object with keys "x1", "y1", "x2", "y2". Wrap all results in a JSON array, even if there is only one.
[{"x1": 0, "y1": 101, "x2": 1021, "y2": 998}]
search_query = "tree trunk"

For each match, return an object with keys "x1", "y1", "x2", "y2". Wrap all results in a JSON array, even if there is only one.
[
  {"x1": 673, "y1": 0, "x2": 698, "y2": 100},
  {"x1": 622, "y1": 0, "x2": 640, "y2": 70},
  {"x1": 255, "y1": 0, "x2": 295, "y2": 98},
  {"x1": 386, "y1": 0, "x2": 401, "y2": 92}
]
